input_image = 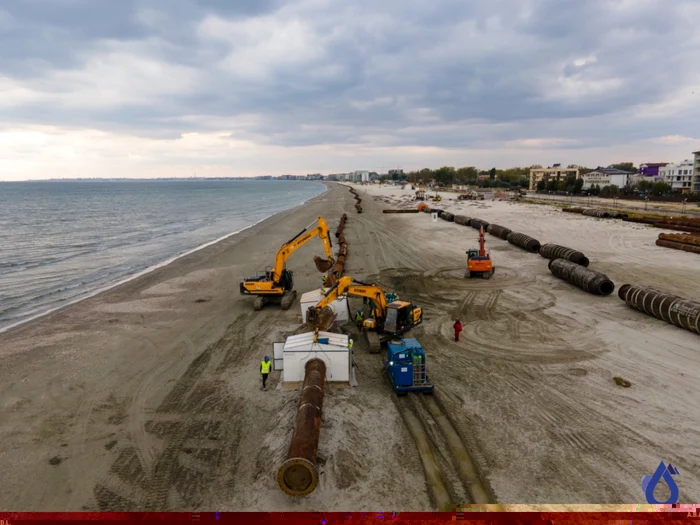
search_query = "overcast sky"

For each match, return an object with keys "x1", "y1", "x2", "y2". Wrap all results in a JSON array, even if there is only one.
[{"x1": 1, "y1": 0, "x2": 700, "y2": 180}]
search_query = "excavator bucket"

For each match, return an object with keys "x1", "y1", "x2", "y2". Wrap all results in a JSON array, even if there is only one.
[
  {"x1": 306, "y1": 306, "x2": 337, "y2": 331},
  {"x1": 313, "y1": 256, "x2": 333, "y2": 273}
]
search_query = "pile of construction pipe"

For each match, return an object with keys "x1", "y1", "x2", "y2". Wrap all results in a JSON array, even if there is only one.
[
  {"x1": 562, "y1": 207, "x2": 585, "y2": 214},
  {"x1": 606, "y1": 211, "x2": 628, "y2": 218},
  {"x1": 507, "y1": 232, "x2": 541, "y2": 253},
  {"x1": 548, "y1": 259, "x2": 615, "y2": 296},
  {"x1": 335, "y1": 214, "x2": 347, "y2": 238},
  {"x1": 582, "y1": 209, "x2": 610, "y2": 218},
  {"x1": 348, "y1": 187, "x2": 363, "y2": 213},
  {"x1": 382, "y1": 209, "x2": 420, "y2": 214},
  {"x1": 470, "y1": 218, "x2": 489, "y2": 230},
  {"x1": 454, "y1": 215, "x2": 471, "y2": 226},
  {"x1": 618, "y1": 285, "x2": 700, "y2": 335},
  {"x1": 486, "y1": 224, "x2": 512, "y2": 240},
  {"x1": 656, "y1": 233, "x2": 700, "y2": 255},
  {"x1": 539, "y1": 244, "x2": 590, "y2": 267},
  {"x1": 440, "y1": 212, "x2": 455, "y2": 222},
  {"x1": 277, "y1": 359, "x2": 327, "y2": 497}
]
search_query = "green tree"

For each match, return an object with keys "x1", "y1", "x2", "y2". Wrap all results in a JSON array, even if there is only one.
[
  {"x1": 609, "y1": 162, "x2": 636, "y2": 172},
  {"x1": 456, "y1": 166, "x2": 478, "y2": 183},
  {"x1": 489, "y1": 167, "x2": 497, "y2": 180},
  {"x1": 573, "y1": 178, "x2": 584, "y2": 194},
  {"x1": 651, "y1": 181, "x2": 671, "y2": 196},
  {"x1": 434, "y1": 166, "x2": 455, "y2": 186},
  {"x1": 536, "y1": 180, "x2": 546, "y2": 192},
  {"x1": 546, "y1": 179, "x2": 558, "y2": 192},
  {"x1": 635, "y1": 179, "x2": 653, "y2": 192}
]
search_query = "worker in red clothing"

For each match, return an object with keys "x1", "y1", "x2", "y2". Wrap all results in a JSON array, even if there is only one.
[{"x1": 453, "y1": 319, "x2": 463, "y2": 342}]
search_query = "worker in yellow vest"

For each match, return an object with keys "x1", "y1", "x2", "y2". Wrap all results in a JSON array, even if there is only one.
[{"x1": 260, "y1": 356, "x2": 271, "y2": 390}]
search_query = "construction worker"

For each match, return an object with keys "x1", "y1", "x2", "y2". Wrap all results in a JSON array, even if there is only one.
[
  {"x1": 260, "y1": 356, "x2": 271, "y2": 390},
  {"x1": 453, "y1": 319, "x2": 463, "y2": 342},
  {"x1": 348, "y1": 338, "x2": 354, "y2": 351},
  {"x1": 355, "y1": 308, "x2": 365, "y2": 326}
]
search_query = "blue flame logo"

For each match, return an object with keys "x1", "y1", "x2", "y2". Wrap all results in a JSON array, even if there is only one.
[{"x1": 642, "y1": 461, "x2": 680, "y2": 504}]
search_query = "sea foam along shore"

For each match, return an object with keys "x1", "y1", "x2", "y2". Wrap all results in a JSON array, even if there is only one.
[{"x1": 0, "y1": 183, "x2": 328, "y2": 336}]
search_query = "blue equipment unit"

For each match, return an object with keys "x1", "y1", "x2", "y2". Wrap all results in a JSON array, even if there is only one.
[{"x1": 384, "y1": 338, "x2": 434, "y2": 396}]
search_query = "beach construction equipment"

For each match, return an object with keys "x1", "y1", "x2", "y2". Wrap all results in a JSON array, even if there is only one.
[
  {"x1": 506, "y1": 232, "x2": 541, "y2": 253},
  {"x1": 618, "y1": 285, "x2": 700, "y2": 335},
  {"x1": 486, "y1": 224, "x2": 511, "y2": 240},
  {"x1": 539, "y1": 244, "x2": 590, "y2": 267},
  {"x1": 548, "y1": 259, "x2": 614, "y2": 296},
  {"x1": 277, "y1": 358, "x2": 327, "y2": 496}
]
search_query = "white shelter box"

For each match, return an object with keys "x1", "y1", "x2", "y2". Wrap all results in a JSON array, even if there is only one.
[
  {"x1": 282, "y1": 331, "x2": 350, "y2": 383},
  {"x1": 300, "y1": 288, "x2": 349, "y2": 323}
]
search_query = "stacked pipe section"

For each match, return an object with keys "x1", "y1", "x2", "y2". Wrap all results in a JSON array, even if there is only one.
[
  {"x1": 618, "y1": 285, "x2": 700, "y2": 335},
  {"x1": 486, "y1": 224, "x2": 511, "y2": 240},
  {"x1": 470, "y1": 218, "x2": 489, "y2": 230},
  {"x1": 348, "y1": 187, "x2": 362, "y2": 213},
  {"x1": 454, "y1": 215, "x2": 471, "y2": 226},
  {"x1": 656, "y1": 233, "x2": 700, "y2": 255},
  {"x1": 277, "y1": 359, "x2": 327, "y2": 496},
  {"x1": 335, "y1": 214, "x2": 347, "y2": 238},
  {"x1": 440, "y1": 212, "x2": 455, "y2": 222},
  {"x1": 539, "y1": 244, "x2": 590, "y2": 267},
  {"x1": 507, "y1": 232, "x2": 541, "y2": 253},
  {"x1": 548, "y1": 259, "x2": 615, "y2": 296}
]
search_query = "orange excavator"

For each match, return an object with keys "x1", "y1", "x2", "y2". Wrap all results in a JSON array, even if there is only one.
[{"x1": 465, "y1": 226, "x2": 494, "y2": 279}]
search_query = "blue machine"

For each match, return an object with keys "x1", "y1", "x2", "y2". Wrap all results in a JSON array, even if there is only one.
[{"x1": 384, "y1": 338, "x2": 434, "y2": 396}]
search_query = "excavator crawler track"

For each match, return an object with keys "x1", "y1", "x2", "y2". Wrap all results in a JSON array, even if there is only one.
[
  {"x1": 366, "y1": 331, "x2": 382, "y2": 354},
  {"x1": 253, "y1": 296, "x2": 266, "y2": 311},
  {"x1": 280, "y1": 290, "x2": 297, "y2": 310}
]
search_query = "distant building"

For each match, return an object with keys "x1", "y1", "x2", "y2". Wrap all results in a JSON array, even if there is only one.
[
  {"x1": 388, "y1": 169, "x2": 404, "y2": 177},
  {"x1": 693, "y1": 151, "x2": 700, "y2": 193},
  {"x1": 581, "y1": 167, "x2": 633, "y2": 189},
  {"x1": 660, "y1": 160, "x2": 694, "y2": 193},
  {"x1": 529, "y1": 165, "x2": 580, "y2": 190},
  {"x1": 352, "y1": 171, "x2": 369, "y2": 182},
  {"x1": 306, "y1": 173, "x2": 324, "y2": 180},
  {"x1": 631, "y1": 163, "x2": 667, "y2": 185}
]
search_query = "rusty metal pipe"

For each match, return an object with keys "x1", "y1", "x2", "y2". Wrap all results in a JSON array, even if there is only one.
[
  {"x1": 618, "y1": 284, "x2": 700, "y2": 335},
  {"x1": 507, "y1": 232, "x2": 541, "y2": 253},
  {"x1": 548, "y1": 259, "x2": 614, "y2": 295},
  {"x1": 539, "y1": 244, "x2": 590, "y2": 267},
  {"x1": 383, "y1": 209, "x2": 420, "y2": 213},
  {"x1": 656, "y1": 239, "x2": 700, "y2": 254},
  {"x1": 277, "y1": 358, "x2": 327, "y2": 497}
]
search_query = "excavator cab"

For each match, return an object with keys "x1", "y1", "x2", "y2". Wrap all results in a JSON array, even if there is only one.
[{"x1": 384, "y1": 301, "x2": 422, "y2": 335}]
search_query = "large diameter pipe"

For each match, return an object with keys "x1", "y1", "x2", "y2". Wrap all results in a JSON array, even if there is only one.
[
  {"x1": 507, "y1": 232, "x2": 541, "y2": 253},
  {"x1": 335, "y1": 214, "x2": 347, "y2": 238},
  {"x1": 383, "y1": 209, "x2": 420, "y2": 214},
  {"x1": 659, "y1": 233, "x2": 700, "y2": 247},
  {"x1": 486, "y1": 224, "x2": 512, "y2": 240},
  {"x1": 656, "y1": 239, "x2": 700, "y2": 254},
  {"x1": 277, "y1": 358, "x2": 327, "y2": 497},
  {"x1": 655, "y1": 224, "x2": 700, "y2": 233},
  {"x1": 618, "y1": 284, "x2": 700, "y2": 334},
  {"x1": 539, "y1": 244, "x2": 590, "y2": 267},
  {"x1": 440, "y1": 212, "x2": 455, "y2": 222},
  {"x1": 470, "y1": 218, "x2": 490, "y2": 230},
  {"x1": 562, "y1": 207, "x2": 584, "y2": 214},
  {"x1": 454, "y1": 215, "x2": 471, "y2": 226},
  {"x1": 582, "y1": 209, "x2": 610, "y2": 218},
  {"x1": 548, "y1": 259, "x2": 615, "y2": 296}
]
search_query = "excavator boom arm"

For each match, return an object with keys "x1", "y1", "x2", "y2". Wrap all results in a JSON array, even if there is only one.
[
  {"x1": 271, "y1": 217, "x2": 334, "y2": 281},
  {"x1": 313, "y1": 276, "x2": 388, "y2": 317}
]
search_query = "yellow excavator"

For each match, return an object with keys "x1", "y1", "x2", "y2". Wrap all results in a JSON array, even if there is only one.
[
  {"x1": 306, "y1": 275, "x2": 423, "y2": 353},
  {"x1": 240, "y1": 217, "x2": 335, "y2": 311}
]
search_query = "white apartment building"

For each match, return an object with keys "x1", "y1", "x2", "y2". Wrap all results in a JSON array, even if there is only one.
[
  {"x1": 660, "y1": 160, "x2": 694, "y2": 193},
  {"x1": 581, "y1": 168, "x2": 633, "y2": 189},
  {"x1": 693, "y1": 151, "x2": 700, "y2": 193}
]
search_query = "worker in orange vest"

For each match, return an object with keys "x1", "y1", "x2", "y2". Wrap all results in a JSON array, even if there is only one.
[{"x1": 453, "y1": 319, "x2": 463, "y2": 342}]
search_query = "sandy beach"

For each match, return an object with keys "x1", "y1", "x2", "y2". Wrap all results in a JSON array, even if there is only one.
[{"x1": 1, "y1": 181, "x2": 699, "y2": 511}]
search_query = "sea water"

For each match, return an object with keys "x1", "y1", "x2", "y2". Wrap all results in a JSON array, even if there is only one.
[{"x1": 0, "y1": 179, "x2": 325, "y2": 332}]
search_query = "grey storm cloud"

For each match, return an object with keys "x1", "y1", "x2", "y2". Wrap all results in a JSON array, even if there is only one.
[{"x1": 2, "y1": 0, "x2": 700, "y2": 151}]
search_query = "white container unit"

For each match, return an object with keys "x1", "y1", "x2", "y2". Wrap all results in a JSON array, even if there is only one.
[
  {"x1": 282, "y1": 331, "x2": 350, "y2": 383},
  {"x1": 300, "y1": 288, "x2": 349, "y2": 323}
]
